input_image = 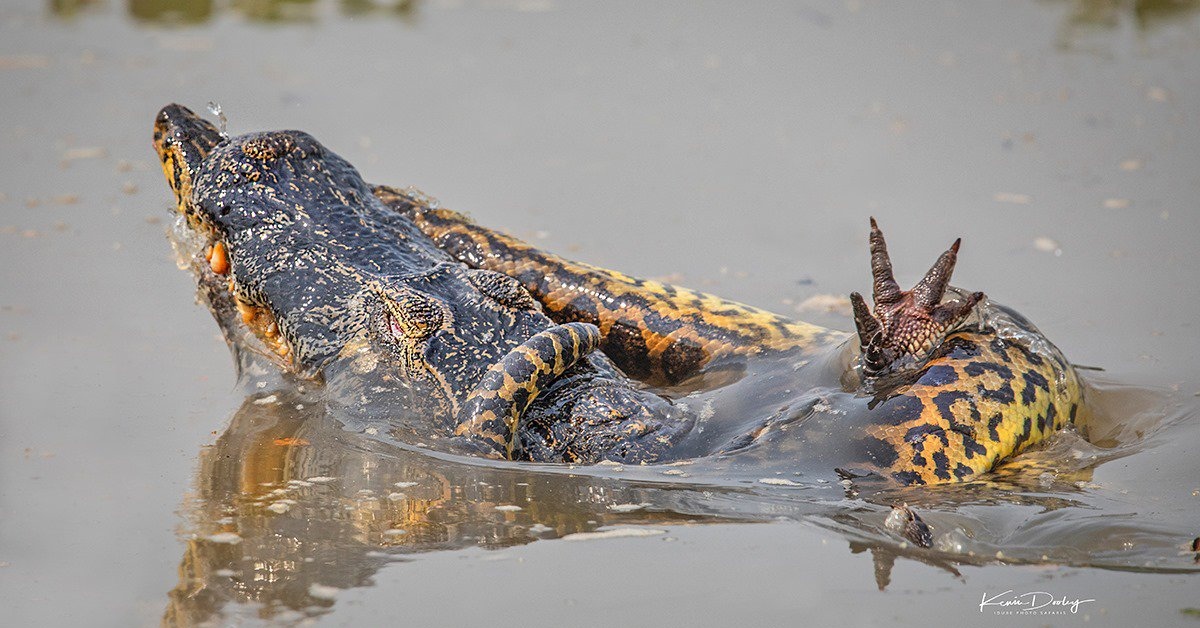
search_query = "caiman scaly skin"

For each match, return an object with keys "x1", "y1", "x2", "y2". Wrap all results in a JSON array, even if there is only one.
[
  {"x1": 375, "y1": 186, "x2": 1085, "y2": 485},
  {"x1": 153, "y1": 102, "x2": 1084, "y2": 484},
  {"x1": 153, "y1": 104, "x2": 688, "y2": 464}
]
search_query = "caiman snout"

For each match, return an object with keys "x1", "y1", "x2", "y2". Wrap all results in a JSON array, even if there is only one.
[
  {"x1": 153, "y1": 104, "x2": 225, "y2": 211},
  {"x1": 154, "y1": 104, "x2": 224, "y2": 155}
]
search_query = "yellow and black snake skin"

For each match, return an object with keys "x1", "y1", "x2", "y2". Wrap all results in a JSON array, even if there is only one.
[{"x1": 375, "y1": 185, "x2": 1085, "y2": 485}]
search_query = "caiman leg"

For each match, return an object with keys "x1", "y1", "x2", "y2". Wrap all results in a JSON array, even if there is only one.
[{"x1": 373, "y1": 186, "x2": 841, "y2": 385}]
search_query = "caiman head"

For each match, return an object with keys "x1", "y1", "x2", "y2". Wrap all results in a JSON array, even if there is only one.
[{"x1": 153, "y1": 104, "x2": 648, "y2": 459}]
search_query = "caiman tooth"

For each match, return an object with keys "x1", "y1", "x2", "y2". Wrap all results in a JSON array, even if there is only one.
[
  {"x1": 207, "y1": 241, "x2": 230, "y2": 275},
  {"x1": 236, "y1": 298, "x2": 257, "y2": 324}
]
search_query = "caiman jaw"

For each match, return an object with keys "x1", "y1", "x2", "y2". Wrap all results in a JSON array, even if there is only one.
[
  {"x1": 850, "y1": 217, "x2": 984, "y2": 376},
  {"x1": 153, "y1": 104, "x2": 224, "y2": 223},
  {"x1": 155, "y1": 104, "x2": 297, "y2": 371}
]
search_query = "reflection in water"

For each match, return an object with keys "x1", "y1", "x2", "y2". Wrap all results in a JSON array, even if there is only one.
[
  {"x1": 1048, "y1": 0, "x2": 1200, "y2": 49},
  {"x1": 163, "y1": 377, "x2": 1199, "y2": 624},
  {"x1": 1054, "y1": 0, "x2": 1200, "y2": 29},
  {"x1": 129, "y1": 0, "x2": 216, "y2": 24},
  {"x1": 341, "y1": 0, "x2": 418, "y2": 21},
  {"x1": 48, "y1": 0, "x2": 419, "y2": 24},
  {"x1": 46, "y1": 0, "x2": 1200, "y2": 33},
  {"x1": 164, "y1": 389, "x2": 731, "y2": 624},
  {"x1": 48, "y1": 0, "x2": 106, "y2": 20}
]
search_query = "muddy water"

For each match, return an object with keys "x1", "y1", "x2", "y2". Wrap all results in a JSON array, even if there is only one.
[{"x1": 2, "y1": 1, "x2": 1199, "y2": 626}]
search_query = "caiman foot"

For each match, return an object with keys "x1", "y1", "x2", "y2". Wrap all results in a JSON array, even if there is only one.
[{"x1": 849, "y1": 218, "x2": 984, "y2": 376}]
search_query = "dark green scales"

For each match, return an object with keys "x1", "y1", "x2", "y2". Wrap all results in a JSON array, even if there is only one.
[
  {"x1": 154, "y1": 104, "x2": 1084, "y2": 485},
  {"x1": 154, "y1": 104, "x2": 687, "y2": 464}
]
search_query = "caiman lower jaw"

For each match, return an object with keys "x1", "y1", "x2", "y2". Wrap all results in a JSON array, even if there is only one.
[
  {"x1": 233, "y1": 287, "x2": 294, "y2": 366},
  {"x1": 168, "y1": 218, "x2": 298, "y2": 373}
]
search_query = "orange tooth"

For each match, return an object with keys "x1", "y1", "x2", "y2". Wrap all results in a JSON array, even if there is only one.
[
  {"x1": 209, "y1": 241, "x2": 229, "y2": 275},
  {"x1": 237, "y1": 300, "x2": 256, "y2": 324}
]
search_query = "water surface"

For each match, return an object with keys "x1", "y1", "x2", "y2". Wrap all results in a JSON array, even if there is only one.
[{"x1": 2, "y1": 1, "x2": 1199, "y2": 625}]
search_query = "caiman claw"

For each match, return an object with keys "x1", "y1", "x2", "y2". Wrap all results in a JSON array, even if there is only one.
[{"x1": 850, "y1": 217, "x2": 984, "y2": 376}]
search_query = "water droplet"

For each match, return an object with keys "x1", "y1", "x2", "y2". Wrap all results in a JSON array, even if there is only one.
[{"x1": 206, "y1": 101, "x2": 228, "y2": 138}]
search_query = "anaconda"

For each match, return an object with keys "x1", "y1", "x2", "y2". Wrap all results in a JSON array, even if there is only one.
[{"x1": 154, "y1": 103, "x2": 1084, "y2": 485}]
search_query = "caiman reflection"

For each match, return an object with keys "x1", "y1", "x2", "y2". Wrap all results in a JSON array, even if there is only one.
[
  {"x1": 161, "y1": 390, "x2": 1004, "y2": 624},
  {"x1": 165, "y1": 390, "x2": 725, "y2": 625},
  {"x1": 164, "y1": 384, "x2": 1197, "y2": 625}
]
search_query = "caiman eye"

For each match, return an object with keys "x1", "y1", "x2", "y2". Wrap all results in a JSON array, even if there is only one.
[
  {"x1": 387, "y1": 313, "x2": 406, "y2": 340},
  {"x1": 240, "y1": 134, "x2": 296, "y2": 161},
  {"x1": 373, "y1": 288, "x2": 450, "y2": 380},
  {"x1": 380, "y1": 287, "x2": 449, "y2": 342}
]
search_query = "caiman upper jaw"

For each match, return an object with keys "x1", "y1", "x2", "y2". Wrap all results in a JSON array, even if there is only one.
[
  {"x1": 153, "y1": 104, "x2": 224, "y2": 212},
  {"x1": 852, "y1": 217, "x2": 984, "y2": 376}
]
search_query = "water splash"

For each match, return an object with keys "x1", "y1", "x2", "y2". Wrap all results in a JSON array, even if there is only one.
[
  {"x1": 401, "y1": 185, "x2": 441, "y2": 210},
  {"x1": 206, "y1": 101, "x2": 229, "y2": 138}
]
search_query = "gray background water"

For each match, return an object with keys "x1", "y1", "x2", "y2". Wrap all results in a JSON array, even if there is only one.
[{"x1": 2, "y1": 0, "x2": 1198, "y2": 625}]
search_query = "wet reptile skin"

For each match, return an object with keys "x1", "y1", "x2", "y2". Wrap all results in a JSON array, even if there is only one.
[
  {"x1": 153, "y1": 104, "x2": 687, "y2": 464},
  {"x1": 152, "y1": 103, "x2": 1084, "y2": 484},
  {"x1": 375, "y1": 186, "x2": 1085, "y2": 485}
]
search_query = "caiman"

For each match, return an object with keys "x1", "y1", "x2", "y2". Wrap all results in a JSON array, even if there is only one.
[{"x1": 154, "y1": 103, "x2": 1084, "y2": 485}]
